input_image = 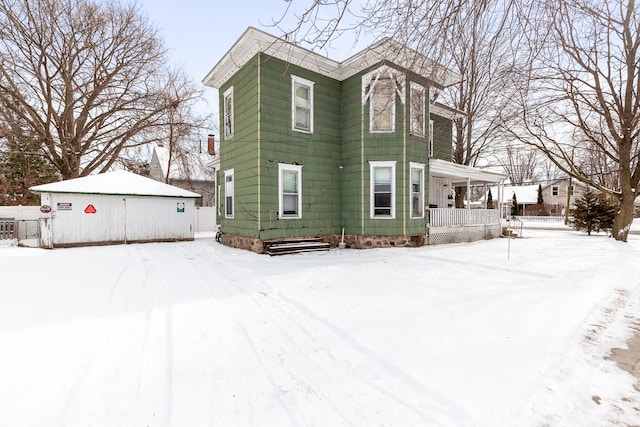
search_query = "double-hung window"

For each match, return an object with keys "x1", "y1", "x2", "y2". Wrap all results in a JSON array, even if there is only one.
[
  {"x1": 429, "y1": 119, "x2": 435, "y2": 157},
  {"x1": 552, "y1": 185, "x2": 559, "y2": 196},
  {"x1": 410, "y1": 82, "x2": 425, "y2": 136},
  {"x1": 370, "y1": 79, "x2": 395, "y2": 132},
  {"x1": 223, "y1": 87, "x2": 234, "y2": 140},
  {"x1": 292, "y1": 75, "x2": 314, "y2": 133},
  {"x1": 370, "y1": 161, "x2": 396, "y2": 218},
  {"x1": 224, "y1": 169, "x2": 234, "y2": 218},
  {"x1": 278, "y1": 163, "x2": 303, "y2": 218},
  {"x1": 410, "y1": 162, "x2": 425, "y2": 218}
]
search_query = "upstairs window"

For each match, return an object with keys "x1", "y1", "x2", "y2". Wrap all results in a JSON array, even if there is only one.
[
  {"x1": 278, "y1": 163, "x2": 303, "y2": 218},
  {"x1": 410, "y1": 82, "x2": 425, "y2": 136},
  {"x1": 370, "y1": 161, "x2": 396, "y2": 218},
  {"x1": 552, "y1": 185, "x2": 559, "y2": 196},
  {"x1": 223, "y1": 87, "x2": 234, "y2": 140},
  {"x1": 371, "y1": 79, "x2": 395, "y2": 132},
  {"x1": 292, "y1": 75, "x2": 314, "y2": 133},
  {"x1": 362, "y1": 66, "x2": 405, "y2": 134}
]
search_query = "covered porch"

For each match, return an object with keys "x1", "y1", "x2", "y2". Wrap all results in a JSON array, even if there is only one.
[{"x1": 427, "y1": 159, "x2": 507, "y2": 245}]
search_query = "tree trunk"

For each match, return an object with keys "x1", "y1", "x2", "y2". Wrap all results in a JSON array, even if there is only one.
[
  {"x1": 612, "y1": 191, "x2": 634, "y2": 242},
  {"x1": 455, "y1": 186, "x2": 466, "y2": 208}
]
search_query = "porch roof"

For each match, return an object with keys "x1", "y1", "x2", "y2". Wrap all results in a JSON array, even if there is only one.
[{"x1": 429, "y1": 159, "x2": 507, "y2": 185}]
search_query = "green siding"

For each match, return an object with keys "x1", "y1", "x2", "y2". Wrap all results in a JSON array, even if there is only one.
[
  {"x1": 257, "y1": 57, "x2": 343, "y2": 240},
  {"x1": 217, "y1": 53, "x2": 454, "y2": 241},
  {"x1": 217, "y1": 56, "x2": 260, "y2": 237},
  {"x1": 432, "y1": 115, "x2": 453, "y2": 161}
]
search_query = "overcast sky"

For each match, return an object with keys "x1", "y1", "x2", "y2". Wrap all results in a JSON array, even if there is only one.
[
  {"x1": 136, "y1": 0, "x2": 291, "y2": 128},
  {"x1": 137, "y1": 1, "x2": 369, "y2": 132}
]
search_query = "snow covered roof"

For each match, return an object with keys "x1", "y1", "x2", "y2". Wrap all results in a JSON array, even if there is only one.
[
  {"x1": 487, "y1": 184, "x2": 540, "y2": 204},
  {"x1": 29, "y1": 170, "x2": 201, "y2": 198}
]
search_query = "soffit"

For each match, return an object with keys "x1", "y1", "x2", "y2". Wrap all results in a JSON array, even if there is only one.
[{"x1": 203, "y1": 27, "x2": 461, "y2": 89}]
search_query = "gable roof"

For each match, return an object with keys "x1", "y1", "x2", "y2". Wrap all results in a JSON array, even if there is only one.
[
  {"x1": 30, "y1": 170, "x2": 201, "y2": 198},
  {"x1": 203, "y1": 27, "x2": 461, "y2": 90},
  {"x1": 151, "y1": 143, "x2": 217, "y2": 182}
]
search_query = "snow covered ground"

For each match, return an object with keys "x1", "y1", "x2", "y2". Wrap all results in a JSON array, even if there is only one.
[{"x1": 1, "y1": 224, "x2": 640, "y2": 426}]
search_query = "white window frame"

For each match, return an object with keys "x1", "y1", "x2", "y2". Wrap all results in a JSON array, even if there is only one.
[
  {"x1": 429, "y1": 119, "x2": 435, "y2": 157},
  {"x1": 410, "y1": 162, "x2": 425, "y2": 218},
  {"x1": 410, "y1": 82, "x2": 425, "y2": 136},
  {"x1": 552, "y1": 185, "x2": 559, "y2": 196},
  {"x1": 291, "y1": 75, "x2": 314, "y2": 133},
  {"x1": 278, "y1": 163, "x2": 303, "y2": 219},
  {"x1": 369, "y1": 160, "x2": 396, "y2": 219},
  {"x1": 224, "y1": 168, "x2": 234, "y2": 219},
  {"x1": 223, "y1": 87, "x2": 234, "y2": 140}
]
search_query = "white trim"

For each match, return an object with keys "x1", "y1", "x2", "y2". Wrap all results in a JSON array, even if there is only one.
[
  {"x1": 224, "y1": 168, "x2": 234, "y2": 219},
  {"x1": 291, "y1": 75, "x2": 314, "y2": 134},
  {"x1": 410, "y1": 82, "x2": 426, "y2": 137},
  {"x1": 409, "y1": 162, "x2": 425, "y2": 218},
  {"x1": 223, "y1": 87, "x2": 234, "y2": 140},
  {"x1": 203, "y1": 27, "x2": 461, "y2": 90},
  {"x1": 369, "y1": 160, "x2": 396, "y2": 219},
  {"x1": 278, "y1": 163, "x2": 303, "y2": 219}
]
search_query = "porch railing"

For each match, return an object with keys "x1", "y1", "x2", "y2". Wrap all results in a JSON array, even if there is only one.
[{"x1": 428, "y1": 208, "x2": 500, "y2": 227}]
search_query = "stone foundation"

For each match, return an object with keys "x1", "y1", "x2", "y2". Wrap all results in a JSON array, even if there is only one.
[
  {"x1": 219, "y1": 232, "x2": 427, "y2": 253},
  {"x1": 220, "y1": 233, "x2": 265, "y2": 253},
  {"x1": 341, "y1": 234, "x2": 426, "y2": 249}
]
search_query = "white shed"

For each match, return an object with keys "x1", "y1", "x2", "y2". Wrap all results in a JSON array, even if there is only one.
[{"x1": 30, "y1": 170, "x2": 201, "y2": 248}]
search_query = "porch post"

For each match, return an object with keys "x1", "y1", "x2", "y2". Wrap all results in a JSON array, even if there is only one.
[
  {"x1": 483, "y1": 183, "x2": 487, "y2": 209},
  {"x1": 466, "y1": 178, "x2": 471, "y2": 210}
]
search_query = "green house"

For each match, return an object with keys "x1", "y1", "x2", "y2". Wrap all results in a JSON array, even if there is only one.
[{"x1": 203, "y1": 27, "x2": 506, "y2": 253}]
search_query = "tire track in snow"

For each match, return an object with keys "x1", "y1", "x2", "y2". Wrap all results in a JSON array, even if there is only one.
[
  {"x1": 169, "y1": 240, "x2": 471, "y2": 425},
  {"x1": 1, "y1": 245, "x2": 155, "y2": 426}
]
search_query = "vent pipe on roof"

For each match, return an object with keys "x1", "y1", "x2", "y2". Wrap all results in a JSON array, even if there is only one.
[{"x1": 207, "y1": 134, "x2": 216, "y2": 155}]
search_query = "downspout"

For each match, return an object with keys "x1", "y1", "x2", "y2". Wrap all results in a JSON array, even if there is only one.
[
  {"x1": 361, "y1": 94, "x2": 365, "y2": 234},
  {"x1": 257, "y1": 54, "x2": 262, "y2": 234},
  {"x1": 402, "y1": 93, "x2": 407, "y2": 236}
]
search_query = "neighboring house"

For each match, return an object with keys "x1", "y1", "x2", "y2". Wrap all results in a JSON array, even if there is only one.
[
  {"x1": 486, "y1": 179, "x2": 589, "y2": 216},
  {"x1": 203, "y1": 27, "x2": 506, "y2": 252},
  {"x1": 149, "y1": 135, "x2": 219, "y2": 207},
  {"x1": 542, "y1": 178, "x2": 588, "y2": 215}
]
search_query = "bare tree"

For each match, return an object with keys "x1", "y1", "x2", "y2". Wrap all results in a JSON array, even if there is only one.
[
  {"x1": 154, "y1": 69, "x2": 210, "y2": 184},
  {"x1": 444, "y1": 1, "x2": 524, "y2": 206},
  {"x1": 278, "y1": 0, "x2": 525, "y2": 207},
  {"x1": 496, "y1": 144, "x2": 540, "y2": 184},
  {"x1": 506, "y1": 0, "x2": 640, "y2": 241},
  {"x1": 0, "y1": 0, "x2": 204, "y2": 180}
]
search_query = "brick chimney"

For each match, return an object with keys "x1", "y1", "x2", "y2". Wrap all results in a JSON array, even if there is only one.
[{"x1": 207, "y1": 134, "x2": 216, "y2": 155}]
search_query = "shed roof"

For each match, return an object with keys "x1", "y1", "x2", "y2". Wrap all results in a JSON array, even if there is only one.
[
  {"x1": 30, "y1": 170, "x2": 201, "y2": 198},
  {"x1": 429, "y1": 159, "x2": 507, "y2": 185}
]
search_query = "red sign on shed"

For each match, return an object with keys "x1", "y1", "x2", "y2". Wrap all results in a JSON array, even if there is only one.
[{"x1": 84, "y1": 204, "x2": 97, "y2": 214}]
